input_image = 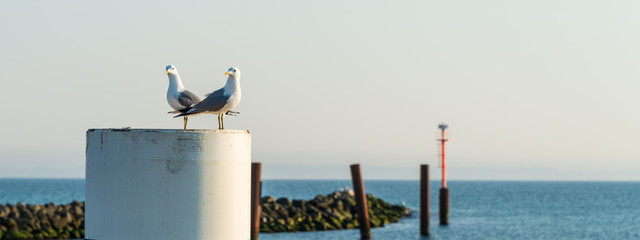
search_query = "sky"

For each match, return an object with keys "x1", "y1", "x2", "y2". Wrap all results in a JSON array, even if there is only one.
[{"x1": 1, "y1": 0, "x2": 639, "y2": 180}]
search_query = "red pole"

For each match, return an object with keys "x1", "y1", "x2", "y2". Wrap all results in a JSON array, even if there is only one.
[
  {"x1": 441, "y1": 130, "x2": 446, "y2": 188},
  {"x1": 437, "y1": 123, "x2": 450, "y2": 225}
]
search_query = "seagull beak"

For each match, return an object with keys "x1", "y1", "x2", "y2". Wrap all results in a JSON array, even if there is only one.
[
  {"x1": 165, "y1": 70, "x2": 170, "y2": 74},
  {"x1": 225, "y1": 72, "x2": 231, "y2": 75}
]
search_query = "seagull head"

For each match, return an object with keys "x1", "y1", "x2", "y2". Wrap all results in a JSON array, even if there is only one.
[
  {"x1": 165, "y1": 65, "x2": 178, "y2": 75},
  {"x1": 224, "y1": 67, "x2": 241, "y2": 79}
]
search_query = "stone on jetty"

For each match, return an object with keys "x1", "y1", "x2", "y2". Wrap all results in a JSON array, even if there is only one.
[{"x1": 258, "y1": 190, "x2": 411, "y2": 233}]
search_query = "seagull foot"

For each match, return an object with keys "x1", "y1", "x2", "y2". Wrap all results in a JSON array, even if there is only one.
[{"x1": 225, "y1": 111, "x2": 240, "y2": 116}]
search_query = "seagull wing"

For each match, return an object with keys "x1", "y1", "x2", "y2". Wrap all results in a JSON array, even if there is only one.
[
  {"x1": 177, "y1": 90, "x2": 201, "y2": 110},
  {"x1": 175, "y1": 89, "x2": 229, "y2": 117}
]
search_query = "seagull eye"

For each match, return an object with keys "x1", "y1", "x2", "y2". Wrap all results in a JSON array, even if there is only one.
[
  {"x1": 233, "y1": 70, "x2": 236, "y2": 72},
  {"x1": 171, "y1": 68, "x2": 174, "y2": 70}
]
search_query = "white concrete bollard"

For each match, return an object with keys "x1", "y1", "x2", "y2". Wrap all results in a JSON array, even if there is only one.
[{"x1": 85, "y1": 129, "x2": 251, "y2": 240}]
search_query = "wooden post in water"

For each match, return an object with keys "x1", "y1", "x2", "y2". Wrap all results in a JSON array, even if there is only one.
[
  {"x1": 420, "y1": 164, "x2": 430, "y2": 236},
  {"x1": 250, "y1": 162, "x2": 262, "y2": 240},
  {"x1": 350, "y1": 164, "x2": 371, "y2": 239}
]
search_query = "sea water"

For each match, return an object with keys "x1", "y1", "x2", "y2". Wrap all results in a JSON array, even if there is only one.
[{"x1": 0, "y1": 179, "x2": 638, "y2": 239}]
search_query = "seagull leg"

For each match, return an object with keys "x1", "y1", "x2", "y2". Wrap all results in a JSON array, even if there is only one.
[
  {"x1": 221, "y1": 113, "x2": 225, "y2": 129},
  {"x1": 217, "y1": 114, "x2": 222, "y2": 129},
  {"x1": 183, "y1": 117, "x2": 188, "y2": 130}
]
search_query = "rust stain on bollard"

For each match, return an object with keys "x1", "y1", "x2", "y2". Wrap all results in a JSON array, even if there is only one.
[{"x1": 350, "y1": 164, "x2": 371, "y2": 239}]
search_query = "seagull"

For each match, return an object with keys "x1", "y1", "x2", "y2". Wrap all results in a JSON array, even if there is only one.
[
  {"x1": 175, "y1": 67, "x2": 242, "y2": 129},
  {"x1": 165, "y1": 65, "x2": 201, "y2": 129}
]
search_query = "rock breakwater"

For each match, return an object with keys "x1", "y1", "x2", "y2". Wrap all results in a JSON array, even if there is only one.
[
  {"x1": 259, "y1": 189, "x2": 411, "y2": 233},
  {"x1": 0, "y1": 190, "x2": 410, "y2": 239},
  {"x1": 0, "y1": 201, "x2": 84, "y2": 239}
]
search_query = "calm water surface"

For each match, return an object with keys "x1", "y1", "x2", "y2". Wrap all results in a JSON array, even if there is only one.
[{"x1": 0, "y1": 179, "x2": 638, "y2": 239}]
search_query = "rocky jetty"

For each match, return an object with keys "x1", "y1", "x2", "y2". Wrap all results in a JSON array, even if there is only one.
[
  {"x1": 0, "y1": 201, "x2": 84, "y2": 239},
  {"x1": 259, "y1": 189, "x2": 411, "y2": 233},
  {"x1": 0, "y1": 190, "x2": 409, "y2": 238}
]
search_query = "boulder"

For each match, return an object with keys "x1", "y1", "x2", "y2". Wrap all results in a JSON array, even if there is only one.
[
  {"x1": 6, "y1": 218, "x2": 18, "y2": 231},
  {"x1": 260, "y1": 196, "x2": 275, "y2": 204},
  {"x1": 72, "y1": 206, "x2": 84, "y2": 216},
  {"x1": 8, "y1": 211, "x2": 20, "y2": 219},
  {"x1": 275, "y1": 197, "x2": 291, "y2": 206},
  {"x1": 51, "y1": 215, "x2": 68, "y2": 230}
]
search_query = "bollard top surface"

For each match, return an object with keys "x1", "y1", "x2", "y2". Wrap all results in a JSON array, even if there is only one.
[{"x1": 87, "y1": 128, "x2": 250, "y2": 134}]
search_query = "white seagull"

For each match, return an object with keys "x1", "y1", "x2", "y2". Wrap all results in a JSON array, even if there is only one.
[
  {"x1": 175, "y1": 67, "x2": 242, "y2": 129},
  {"x1": 165, "y1": 65, "x2": 201, "y2": 129}
]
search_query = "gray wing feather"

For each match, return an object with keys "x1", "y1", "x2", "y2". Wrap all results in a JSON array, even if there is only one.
[
  {"x1": 177, "y1": 90, "x2": 201, "y2": 110},
  {"x1": 185, "y1": 89, "x2": 229, "y2": 115}
]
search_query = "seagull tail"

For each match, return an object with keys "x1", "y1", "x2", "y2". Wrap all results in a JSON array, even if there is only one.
[
  {"x1": 174, "y1": 112, "x2": 189, "y2": 118},
  {"x1": 174, "y1": 108, "x2": 200, "y2": 118}
]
